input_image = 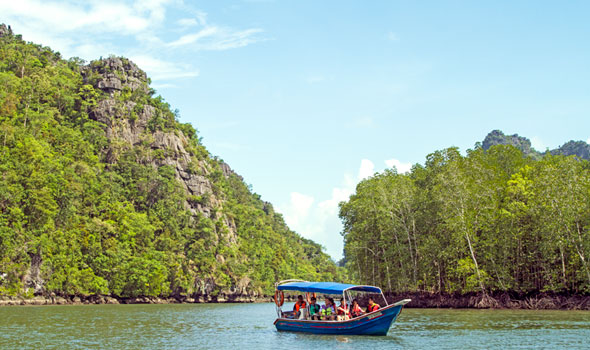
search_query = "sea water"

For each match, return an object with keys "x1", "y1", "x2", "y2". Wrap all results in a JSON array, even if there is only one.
[{"x1": 1, "y1": 302, "x2": 589, "y2": 349}]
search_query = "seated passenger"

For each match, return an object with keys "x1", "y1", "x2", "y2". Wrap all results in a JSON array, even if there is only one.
[
  {"x1": 350, "y1": 299, "x2": 364, "y2": 318},
  {"x1": 336, "y1": 298, "x2": 349, "y2": 320},
  {"x1": 367, "y1": 297, "x2": 380, "y2": 312},
  {"x1": 321, "y1": 297, "x2": 337, "y2": 320},
  {"x1": 293, "y1": 295, "x2": 307, "y2": 319},
  {"x1": 309, "y1": 297, "x2": 321, "y2": 320}
]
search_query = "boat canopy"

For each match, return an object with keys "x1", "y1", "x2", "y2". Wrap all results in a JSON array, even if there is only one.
[{"x1": 276, "y1": 281, "x2": 382, "y2": 294}]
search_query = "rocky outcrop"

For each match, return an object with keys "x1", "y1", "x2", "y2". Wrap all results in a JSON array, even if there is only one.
[
  {"x1": 83, "y1": 57, "x2": 148, "y2": 94},
  {"x1": 551, "y1": 140, "x2": 590, "y2": 159},
  {"x1": 482, "y1": 130, "x2": 590, "y2": 160},
  {"x1": 0, "y1": 24, "x2": 12, "y2": 37},
  {"x1": 83, "y1": 56, "x2": 238, "y2": 251},
  {"x1": 482, "y1": 130, "x2": 535, "y2": 155},
  {"x1": 23, "y1": 253, "x2": 43, "y2": 295}
]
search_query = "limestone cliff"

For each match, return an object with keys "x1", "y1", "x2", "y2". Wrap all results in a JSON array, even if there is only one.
[
  {"x1": 0, "y1": 27, "x2": 342, "y2": 301},
  {"x1": 83, "y1": 57, "x2": 236, "y2": 241}
]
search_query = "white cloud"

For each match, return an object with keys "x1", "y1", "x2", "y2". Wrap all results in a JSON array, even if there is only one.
[
  {"x1": 385, "y1": 158, "x2": 412, "y2": 173},
  {"x1": 0, "y1": 0, "x2": 262, "y2": 84},
  {"x1": 178, "y1": 18, "x2": 199, "y2": 27},
  {"x1": 277, "y1": 159, "x2": 382, "y2": 260},
  {"x1": 358, "y1": 159, "x2": 375, "y2": 180},
  {"x1": 387, "y1": 31, "x2": 399, "y2": 41},
  {"x1": 282, "y1": 192, "x2": 315, "y2": 230},
  {"x1": 586, "y1": 137, "x2": 590, "y2": 144},
  {"x1": 530, "y1": 136, "x2": 545, "y2": 151},
  {"x1": 0, "y1": 0, "x2": 166, "y2": 36},
  {"x1": 129, "y1": 55, "x2": 199, "y2": 81},
  {"x1": 195, "y1": 28, "x2": 264, "y2": 51},
  {"x1": 167, "y1": 26, "x2": 219, "y2": 47},
  {"x1": 166, "y1": 10, "x2": 263, "y2": 50}
]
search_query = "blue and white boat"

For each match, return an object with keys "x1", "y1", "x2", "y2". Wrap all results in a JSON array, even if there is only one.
[{"x1": 273, "y1": 280, "x2": 410, "y2": 336}]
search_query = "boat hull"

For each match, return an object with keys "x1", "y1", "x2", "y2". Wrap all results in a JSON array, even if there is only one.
[{"x1": 274, "y1": 300, "x2": 408, "y2": 336}]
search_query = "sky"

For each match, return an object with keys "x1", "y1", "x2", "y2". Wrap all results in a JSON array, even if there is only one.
[{"x1": 2, "y1": 0, "x2": 589, "y2": 260}]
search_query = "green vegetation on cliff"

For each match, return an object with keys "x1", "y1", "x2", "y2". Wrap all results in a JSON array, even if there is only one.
[
  {"x1": 340, "y1": 145, "x2": 590, "y2": 294},
  {"x1": 0, "y1": 25, "x2": 342, "y2": 299},
  {"x1": 483, "y1": 129, "x2": 590, "y2": 160}
]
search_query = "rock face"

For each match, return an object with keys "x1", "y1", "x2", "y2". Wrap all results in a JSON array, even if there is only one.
[
  {"x1": 23, "y1": 253, "x2": 43, "y2": 295},
  {"x1": 551, "y1": 141, "x2": 590, "y2": 159},
  {"x1": 83, "y1": 57, "x2": 237, "y2": 241},
  {"x1": 482, "y1": 130, "x2": 534, "y2": 155},
  {"x1": 482, "y1": 130, "x2": 590, "y2": 160},
  {"x1": 83, "y1": 57, "x2": 148, "y2": 94},
  {"x1": 0, "y1": 24, "x2": 12, "y2": 37}
]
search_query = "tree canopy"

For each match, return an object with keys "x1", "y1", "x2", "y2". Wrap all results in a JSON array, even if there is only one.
[{"x1": 340, "y1": 145, "x2": 590, "y2": 294}]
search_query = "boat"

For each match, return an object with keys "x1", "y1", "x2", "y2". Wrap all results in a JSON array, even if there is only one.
[{"x1": 273, "y1": 280, "x2": 410, "y2": 336}]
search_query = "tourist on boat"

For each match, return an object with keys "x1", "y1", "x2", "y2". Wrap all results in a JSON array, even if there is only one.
[
  {"x1": 337, "y1": 298, "x2": 349, "y2": 320},
  {"x1": 321, "y1": 297, "x2": 336, "y2": 320},
  {"x1": 293, "y1": 295, "x2": 307, "y2": 319},
  {"x1": 367, "y1": 297, "x2": 380, "y2": 312},
  {"x1": 309, "y1": 297, "x2": 321, "y2": 320},
  {"x1": 350, "y1": 299, "x2": 364, "y2": 318}
]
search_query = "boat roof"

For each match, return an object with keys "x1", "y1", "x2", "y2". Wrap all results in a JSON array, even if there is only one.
[{"x1": 276, "y1": 281, "x2": 382, "y2": 294}]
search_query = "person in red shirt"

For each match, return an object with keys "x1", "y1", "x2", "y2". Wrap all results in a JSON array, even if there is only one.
[
  {"x1": 350, "y1": 299, "x2": 364, "y2": 318},
  {"x1": 293, "y1": 295, "x2": 307, "y2": 318},
  {"x1": 367, "y1": 297, "x2": 380, "y2": 312}
]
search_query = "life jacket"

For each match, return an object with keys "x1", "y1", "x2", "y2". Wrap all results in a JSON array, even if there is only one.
[
  {"x1": 351, "y1": 304, "x2": 363, "y2": 317},
  {"x1": 321, "y1": 305, "x2": 335, "y2": 315},
  {"x1": 309, "y1": 304, "x2": 320, "y2": 315},
  {"x1": 294, "y1": 301, "x2": 306, "y2": 313},
  {"x1": 368, "y1": 302, "x2": 380, "y2": 312},
  {"x1": 337, "y1": 304, "x2": 348, "y2": 315}
]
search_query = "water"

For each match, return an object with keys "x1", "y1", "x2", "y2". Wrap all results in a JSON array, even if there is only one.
[{"x1": 1, "y1": 303, "x2": 589, "y2": 349}]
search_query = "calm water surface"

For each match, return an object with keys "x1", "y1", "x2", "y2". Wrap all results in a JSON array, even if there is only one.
[{"x1": 1, "y1": 303, "x2": 589, "y2": 349}]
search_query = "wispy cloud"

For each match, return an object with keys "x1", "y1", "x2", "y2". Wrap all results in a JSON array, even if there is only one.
[
  {"x1": 177, "y1": 18, "x2": 199, "y2": 27},
  {"x1": 168, "y1": 27, "x2": 219, "y2": 47},
  {"x1": 166, "y1": 11, "x2": 263, "y2": 50},
  {"x1": 0, "y1": 0, "x2": 263, "y2": 84},
  {"x1": 129, "y1": 55, "x2": 199, "y2": 81}
]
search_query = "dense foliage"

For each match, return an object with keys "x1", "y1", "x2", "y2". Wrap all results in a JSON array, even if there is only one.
[
  {"x1": 0, "y1": 26, "x2": 342, "y2": 298},
  {"x1": 340, "y1": 145, "x2": 590, "y2": 294}
]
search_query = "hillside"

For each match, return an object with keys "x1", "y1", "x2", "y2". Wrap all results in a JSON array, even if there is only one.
[{"x1": 0, "y1": 24, "x2": 342, "y2": 301}]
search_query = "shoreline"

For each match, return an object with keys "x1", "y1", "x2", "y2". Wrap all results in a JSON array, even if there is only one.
[
  {"x1": 2, "y1": 291, "x2": 589, "y2": 310},
  {"x1": 0, "y1": 294, "x2": 272, "y2": 306},
  {"x1": 385, "y1": 291, "x2": 590, "y2": 310}
]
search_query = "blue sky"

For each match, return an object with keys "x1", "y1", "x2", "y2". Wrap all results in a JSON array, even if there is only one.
[{"x1": 2, "y1": 1, "x2": 589, "y2": 260}]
